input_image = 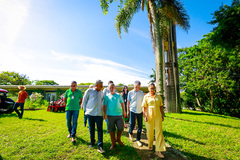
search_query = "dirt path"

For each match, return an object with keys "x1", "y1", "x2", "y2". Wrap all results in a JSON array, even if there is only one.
[{"x1": 123, "y1": 123, "x2": 189, "y2": 160}]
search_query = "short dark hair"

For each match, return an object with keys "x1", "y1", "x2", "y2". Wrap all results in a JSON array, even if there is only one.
[
  {"x1": 108, "y1": 80, "x2": 114, "y2": 85},
  {"x1": 71, "y1": 81, "x2": 77, "y2": 84}
]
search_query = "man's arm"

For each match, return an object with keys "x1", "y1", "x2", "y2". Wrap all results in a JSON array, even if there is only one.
[
  {"x1": 121, "y1": 103, "x2": 126, "y2": 118},
  {"x1": 64, "y1": 97, "x2": 67, "y2": 105},
  {"x1": 102, "y1": 105, "x2": 107, "y2": 120},
  {"x1": 127, "y1": 100, "x2": 130, "y2": 117},
  {"x1": 79, "y1": 98, "x2": 83, "y2": 106}
]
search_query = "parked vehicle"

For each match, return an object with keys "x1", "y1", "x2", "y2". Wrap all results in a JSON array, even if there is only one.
[
  {"x1": 47, "y1": 97, "x2": 66, "y2": 112},
  {"x1": 0, "y1": 88, "x2": 15, "y2": 114}
]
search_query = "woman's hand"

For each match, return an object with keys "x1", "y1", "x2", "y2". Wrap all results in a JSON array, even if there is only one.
[{"x1": 144, "y1": 116, "x2": 148, "y2": 122}]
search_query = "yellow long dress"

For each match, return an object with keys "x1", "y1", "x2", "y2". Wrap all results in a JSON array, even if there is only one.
[{"x1": 142, "y1": 93, "x2": 166, "y2": 152}]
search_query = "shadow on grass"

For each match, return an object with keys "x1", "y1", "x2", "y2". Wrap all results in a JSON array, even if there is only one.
[
  {"x1": 163, "y1": 131, "x2": 205, "y2": 145},
  {"x1": 181, "y1": 110, "x2": 239, "y2": 120},
  {"x1": 23, "y1": 117, "x2": 47, "y2": 122},
  {"x1": 74, "y1": 135, "x2": 140, "y2": 159},
  {"x1": 0, "y1": 154, "x2": 3, "y2": 160},
  {"x1": 0, "y1": 113, "x2": 16, "y2": 118},
  {"x1": 167, "y1": 116, "x2": 240, "y2": 129},
  {"x1": 182, "y1": 151, "x2": 215, "y2": 160},
  {"x1": 73, "y1": 136, "x2": 88, "y2": 146},
  {"x1": 101, "y1": 143, "x2": 140, "y2": 160}
]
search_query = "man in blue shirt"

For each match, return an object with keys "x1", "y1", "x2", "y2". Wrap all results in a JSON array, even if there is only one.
[
  {"x1": 103, "y1": 83, "x2": 126, "y2": 150},
  {"x1": 127, "y1": 80, "x2": 145, "y2": 147},
  {"x1": 82, "y1": 80, "x2": 105, "y2": 153}
]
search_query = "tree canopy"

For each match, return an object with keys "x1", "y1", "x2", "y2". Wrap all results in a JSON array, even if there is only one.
[
  {"x1": 178, "y1": 33, "x2": 240, "y2": 117},
  {"x1": 209, "y1": 0, "x2": 240, "y2": 50},
  {"x1": 33, "y1": 80, "x2": 59, "y2": 85},
  {"x1": 0, "y1": 71, "x2": 31, "y2": 85}
]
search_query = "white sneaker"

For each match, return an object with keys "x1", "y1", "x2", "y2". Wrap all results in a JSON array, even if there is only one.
[
  {"x1": 98, "y1": 147, "x2": 105, "y2": 154},
  {"x1": 136, "y1": 141, "x2": 142, "y2": 147},
  {"x1": 129, "y1": 133, "x2": 133, "y2": 141}
]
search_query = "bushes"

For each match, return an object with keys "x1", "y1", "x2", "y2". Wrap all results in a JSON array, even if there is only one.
[{"x1": 25, "y1": 92, "x2": 49, "y2": 109}]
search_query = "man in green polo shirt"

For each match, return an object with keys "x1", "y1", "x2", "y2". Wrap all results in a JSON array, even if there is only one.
[{"x1": 64, "y1": 81, "x2": 83, "y2": 142}]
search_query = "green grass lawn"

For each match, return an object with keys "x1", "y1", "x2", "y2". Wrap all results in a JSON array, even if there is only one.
[
  {"x1": 0, "y1": 109, "x2": 239, "y2": 160},
  {"x1": 0, "y1": 109, "x2": 139, "y2": 160},
  {"x1": 161, "y1": 110, "x2": 240, "y2": 160}
]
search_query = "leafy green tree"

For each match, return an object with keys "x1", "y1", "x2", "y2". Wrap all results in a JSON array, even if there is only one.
[
  {"x1": 100, "y1": 0, "x2": 189, "y2": 113},
  {"x1": 149, "y1": 68, "x2": 156, "y2": 83},
  {"x1": 0, "y1": 71, "x2": 31, "y2": 85},
  {"x1": 117, "y1": 83, "x2": 125, "y2": 86},
  {"x1": 33, "y1": 80, "x2": 59, "y2": 85},
  {"x1": 78, "y1": 82, "x2": 94, "y2": 86},
  {"x1": 209, "y1": 0, "x2": 240, "y2": 50},
  {"x1": 178, "y1": 34, "x2": 240, "y2": 116}
]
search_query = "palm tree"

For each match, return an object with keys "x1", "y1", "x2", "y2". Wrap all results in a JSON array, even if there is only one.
[
  {"x1": 149, "y1": 68, "x2": 156, "y2": 83},
  {"x1": 100, "y1": 0, "x2": 189, "y2": 113}
]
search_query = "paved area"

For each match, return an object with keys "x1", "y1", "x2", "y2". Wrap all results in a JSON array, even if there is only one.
[{"x1": 123, "y1": 123, "x2": 189, "y2": 160}]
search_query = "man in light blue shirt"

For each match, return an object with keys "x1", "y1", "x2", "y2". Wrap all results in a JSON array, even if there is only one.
[
  {"x1": 102, "y1": 80, "x2": 117, "y2": 134},
  {"x1": 103, "y1": 83, "x2": 126, "y2": 150},
  {"x1": 127, "y1": 80, "x2": 145, "y2": 147},
  {"x1": 82, "y1": 80, "x2": 105, "y2": 153}
]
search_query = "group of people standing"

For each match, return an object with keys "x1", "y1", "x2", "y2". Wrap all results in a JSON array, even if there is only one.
[{"x1": 64, "y1": 80, "x2": 166, "y2": 158}]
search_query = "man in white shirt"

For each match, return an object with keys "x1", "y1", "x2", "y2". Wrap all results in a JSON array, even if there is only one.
[
  {"x1": 82, "y1": 80, "x2": 105, "y2": 153},
  {"x1": 127, "y1": 80, "x2": 145, "y2": 147}
]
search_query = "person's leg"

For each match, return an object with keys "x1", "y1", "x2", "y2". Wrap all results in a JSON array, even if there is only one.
[
  {"x1": 84, "y1": 111, "x2": 87, "y2": 127},
  {"x1": 108, "y1": 116, "x2": 116, "y2": 149},
  {"x1": 109, "y1": 131, "x2": 116, "y2": 150},
  {"x1": 87, "y1": 115, "x2": 96, "y2": 146},
  {"x1": 96, "y1": 116, "x2": 103, "y2": 149},
  {"x1": 154, "y1": 115, "x2": 166, "y2": 152},
  {"x1": 116, "y1": 116, "x2": 124, "y2": 146},
  {"x1": 19, "y1": 103, "x2": 24, "y2": 118},
  {"x1": 129, "y1": 111, "x2": 136, "y2": 137},
  {"x1": 71, "y1": 110, "x2": 79, "y2": 138},
  {"x1": 136, "y1": 112, "x2": 143, "y2": 141},
  {"x1": 66, "y1": 111, "x2": 73, "y2": 136},
  {"x1": 13, "y1": 103, "x2": 20, "y2": 117},
  {"x1": 146, "y1": 120, "x2": 154, "y2": 149}
]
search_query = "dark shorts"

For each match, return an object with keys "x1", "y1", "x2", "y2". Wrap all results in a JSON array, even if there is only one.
[{"x1": 108, "y1": 116, "x2": 124, "y2": 132}]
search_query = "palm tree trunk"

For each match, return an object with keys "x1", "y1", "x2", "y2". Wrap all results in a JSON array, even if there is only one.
[
  {"x1": 171, "y1": 23, "x2": 181, "y2": 113},
  {"x1": 168, "y1": 24, "x2": 176, "y2": 113},
  {"x1": 149, "y1": 0, "x2": 164, "y2": 98}
]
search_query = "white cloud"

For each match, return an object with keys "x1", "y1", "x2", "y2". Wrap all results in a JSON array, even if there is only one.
[{"x1": 0, "y1": 46, "x2": 151, "y2": 86}]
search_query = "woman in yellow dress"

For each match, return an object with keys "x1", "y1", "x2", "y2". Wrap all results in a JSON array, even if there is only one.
[{"x1": 142, "y1": 83, "x2": 166, "y2": 158}]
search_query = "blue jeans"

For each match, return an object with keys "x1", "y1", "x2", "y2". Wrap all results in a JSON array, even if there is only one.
[
  {"x1": 87, "y1": 115, "x2": 103, "y2": 148},
  {"x1": 66, "y1": 110, "x2": 79, "y2": 138},
  {"x1": 13, "y1": 103, "x2": 24, "y2": 118},
  {"x1": 129, "y1": 111, "x2": 143, "y2": 141}
]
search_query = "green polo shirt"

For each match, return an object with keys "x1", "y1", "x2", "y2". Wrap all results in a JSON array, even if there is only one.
[{"x1": 64, "y1": 88, "x2": 83, "y2": 111}]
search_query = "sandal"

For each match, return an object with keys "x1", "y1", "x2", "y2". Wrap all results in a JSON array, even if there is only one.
[{"x1": 156, "y1": 151, "x2": 164, "y2": 158}]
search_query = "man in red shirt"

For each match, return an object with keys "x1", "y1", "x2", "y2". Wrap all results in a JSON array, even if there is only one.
[{"x1": 13, "y1": 86, "x2": 28, "y2": 119}]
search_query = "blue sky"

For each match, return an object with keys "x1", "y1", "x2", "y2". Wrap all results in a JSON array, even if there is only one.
[{"x1": 0, "y1": 0, "x2": 232, "y2": 86}]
